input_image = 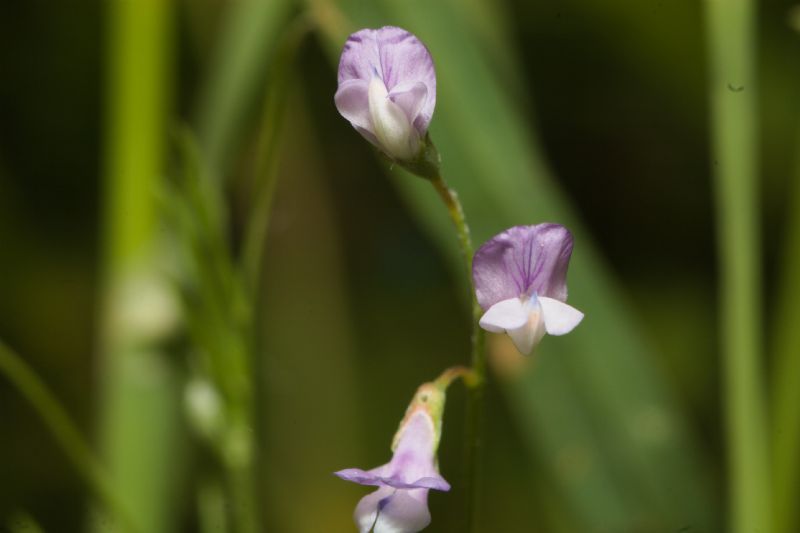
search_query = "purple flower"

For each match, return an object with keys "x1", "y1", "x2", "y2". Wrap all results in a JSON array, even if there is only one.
[
  {"x1": 335, "y1": 26, "x2": 436, "y2": 162},
  {"x1": 336, "y1": 384, "x2": 449, "y2": 532},
  {"x1": 472, "y1": 224, "x2": 584, "y2": 355}
]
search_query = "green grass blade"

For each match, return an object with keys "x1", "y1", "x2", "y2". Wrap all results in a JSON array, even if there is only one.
[
  {"x1": 771, "y1": 125, "x2": 800, "y2": 533},
  {"x1": 97, "y1": 1, "x2": 183, "y2": 532},
  {"x1": 195, "y1": 0, "x2": 295, "y2": 177},
  {"x1": 705, "y1": 0, "x2": 770, "y2": 532}
]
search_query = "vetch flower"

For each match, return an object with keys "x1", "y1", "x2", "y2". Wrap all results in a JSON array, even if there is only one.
[
  {"x1": 336, "y1": 383, "x2": 449, "y2": 533},
  {"x1": 473, "y1": 224, "x2": 584, "y2": 356},
  {"x1": 335, "y1": 26, "x2": 437, "y2": 167}
]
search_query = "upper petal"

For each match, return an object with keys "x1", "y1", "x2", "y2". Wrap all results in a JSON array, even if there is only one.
[
  {"x1": 538, "y1": 296, "x2": 584, "y2": 335},
  {"x1": 472, "y1": 224, "x2": 574, "y2": 310},
  {"x1": 373, "y1": 489, "x2": 431, "y2": 533},
  {"x1": 337, "y1": 26, "x2": 436, "y2": 133}
]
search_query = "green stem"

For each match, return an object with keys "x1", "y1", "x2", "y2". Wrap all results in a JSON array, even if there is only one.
[
  {"x1": 705, "y1": 0, "x2": 770, "y2": 532},
  {"x1": 97, "y1": 0, "x2": 181, "y2": 531},
  {"x1": 0, "y1": 341, "x2": 139, "y2": 533},
  {"x1": 771, "y1": 117, "x2": 800, "y2": 533},
  {"x1": 430, "y1": 173, "x2": 486, "y2": 533}
]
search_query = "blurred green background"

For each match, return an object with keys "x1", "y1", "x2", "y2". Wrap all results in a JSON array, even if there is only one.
[{"x1": 1, "y1": 0, "x2": 798, "y2": 532}]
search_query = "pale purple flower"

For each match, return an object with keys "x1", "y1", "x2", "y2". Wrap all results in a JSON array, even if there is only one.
[
  {"x1": 336, "y1": 385, "x2": 449, "y2": 532},
  {"x1": 473, "y1": 224, "x2": 584, "y2": 355},
  {"x1": 335, "y1": 26, "x2": 436, "y2": 162}
]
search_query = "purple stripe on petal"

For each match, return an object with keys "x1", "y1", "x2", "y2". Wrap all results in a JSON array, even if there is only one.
[{"x1": 473, "y1": 224, "x2": 574, "y2": 310}]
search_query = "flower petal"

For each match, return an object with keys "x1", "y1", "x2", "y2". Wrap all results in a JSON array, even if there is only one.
[
  {"x1": 373, "y1": 489, "x2": 431, "y2": 533},
  {"x1": 478, "y1": 297, "x2": 528, "y2": 332},
  {"x1": 337, "y1": 26, "x2": 436, "y2": 133},
  {"x1": 505, "y1": 301, "x2": 546, "y2": 356},
  {"x1": 473, "y1": 224, "x2": 574, "y2": 310},
  {"x1": 335, "y1": 468, "x2": 384, "y2": 486},
  {"x1": 354, "y1": 486, "x2": 395, "y2": 533},
  {"x1": 335, "y1": 79, "x2": 371, "y2": 132},
  {"x1": 377, "y1": 475, "x2": 450, "y2": 491},
  {"x1": 538, "y1": 296, "x2": 584, "y2": 335},
  {"x1": 369, "y1": 77, "x2": 419, "y2": 160},
  {"x1": 385, "y1": 411, "x2": 449, "y2": 490},
  {"x1": 388, "y1": 81, "x2": 428, "y2": 129}
]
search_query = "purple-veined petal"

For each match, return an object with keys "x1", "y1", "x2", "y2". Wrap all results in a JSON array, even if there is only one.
[
  {"x1": 337, "y1": 26, "x2": 436, "y2": 134},
  {"x1": 539, "y1": 296, "x2": 584, "y2": 335},
  {"x1": 373, "y1": 488, "x2": 431, "y2": 533},
  {"x1": 478, "y1": 297, "x2": 529, "y2": 332},
  {"x1": 472, "y1": 224, "x2": 574, "y2": 310}
]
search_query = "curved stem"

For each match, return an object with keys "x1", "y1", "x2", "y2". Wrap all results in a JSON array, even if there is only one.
[
  {"x1": 0, "y1": 341, "x2": 140, "y2": 533},
  {"x1": 430, "y1": 173, "x2": 486, "y2": 532},
  {"x1": 434, "y1": 365, "x2": 476, "y2": 390}
]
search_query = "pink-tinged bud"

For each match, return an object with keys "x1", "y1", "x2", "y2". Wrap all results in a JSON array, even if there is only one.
[
  {"x1": 335, "y1": 384, "x2": 449, "y2": 532},
  {"x1": 335, "y1": 26, "x2": 436, "y2": 164}
]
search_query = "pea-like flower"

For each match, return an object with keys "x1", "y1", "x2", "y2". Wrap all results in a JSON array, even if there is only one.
[
  {"x1": 335, "y1": 384, "x2": 449, "y2": 533},
  {"x1": 472, "y1": 224, "x2": 584, "y2": 355},
  {"x1": 335, "y1": 26, "x2": 436, "y2": 163}
]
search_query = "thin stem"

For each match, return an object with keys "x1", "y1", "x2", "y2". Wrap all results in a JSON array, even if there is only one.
[
  {"x1": 0, "y1": 341, "x2": 140, "y2": 533},
  {"x1": 434, "y1": 365, "x2": 477, "y2": 390},
  {"x1": 705, "y1": 0, "x2": 770, "y2": 532},
  {"x1": 430, "y1": 173, "x2": 486, "y2": 533}
]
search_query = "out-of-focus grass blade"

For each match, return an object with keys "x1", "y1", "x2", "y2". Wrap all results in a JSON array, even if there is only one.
[
  {"x1": 259, "y1": 90, "x2": 364, "y2": 533},
  {"x1": 312, "y1": 0, "x2": 715, "y2": 530},
  {"x1": 771, "y1": 128, "x2": 800, "y2": 533},
  {"x1": 97, "y1": 0, "x2": 183, "y2": 532},
  {"x1": 195, "y1": 0, "x2": 294, "y2": 176}
]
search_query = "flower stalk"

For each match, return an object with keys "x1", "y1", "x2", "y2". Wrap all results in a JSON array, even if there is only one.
[{"x1": 428, "y1": 172, "x2": 487, "y2": 532}]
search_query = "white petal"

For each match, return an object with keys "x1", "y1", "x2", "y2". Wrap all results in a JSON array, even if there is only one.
[
  {"x1": 478, "y1": 297, "x2": 528, "y2": 332},
  {"x1": 538, "y1": 296, "x2": 584, "y2": 335},
  {"x1": 506, "y1": 303, "x2": 546, "y2": 356},
  {"x1": 354, "y1": 487, "x2": 394, "y2": 533},
  {"x1": 373, "y1": 489, "x2": 431, "y2": 533},
  {"x1": 368, "y1": 77, "x2": 418, "y2": 160}
]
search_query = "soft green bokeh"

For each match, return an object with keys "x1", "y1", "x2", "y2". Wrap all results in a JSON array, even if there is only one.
[{"x1": 0, "y1": 0, "x2": 798, "y2": 532}]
